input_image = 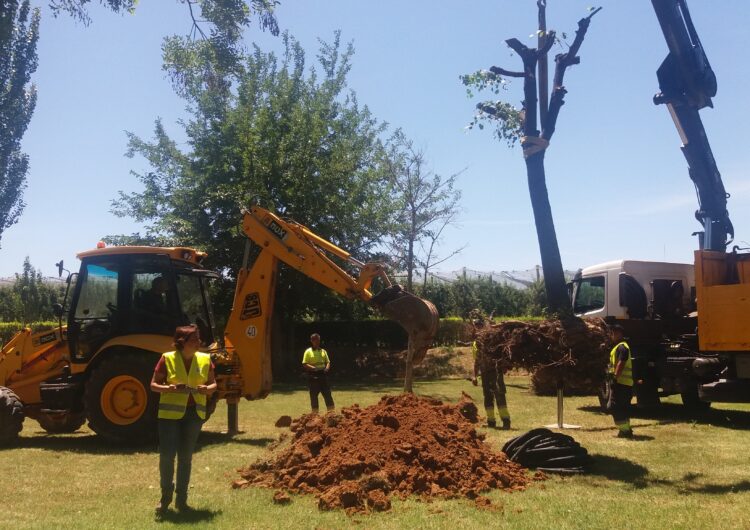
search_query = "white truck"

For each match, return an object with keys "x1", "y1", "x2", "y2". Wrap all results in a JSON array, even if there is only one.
[{"x1": 570, "y1": 260, "x2": 705, "y2": 409}]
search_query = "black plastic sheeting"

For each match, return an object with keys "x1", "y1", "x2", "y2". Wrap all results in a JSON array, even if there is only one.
[{"x1": 502, "y1": 428, "x2": 591, "y2": 475}]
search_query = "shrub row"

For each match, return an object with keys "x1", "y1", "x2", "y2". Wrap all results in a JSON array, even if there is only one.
[{"x1": 0, "y1": 321, "x2": 58, "y2": 347}]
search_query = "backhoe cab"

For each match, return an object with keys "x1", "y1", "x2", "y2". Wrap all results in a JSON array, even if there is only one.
[{"x1": 0, "y1": 207, "x2": 438, "y2": 445}]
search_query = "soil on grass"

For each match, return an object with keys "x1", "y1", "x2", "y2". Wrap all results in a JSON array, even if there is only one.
[
  {"x1": 476, "y1": 317, "x2": 611, "y2": 395},
  {"x1": 235, "y1": 393, "x2": 535, "y2": 514}
]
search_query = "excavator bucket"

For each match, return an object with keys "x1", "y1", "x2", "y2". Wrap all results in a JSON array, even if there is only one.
[{"x1": 371, "y1": 285, "x2": 439, "y2": 364}]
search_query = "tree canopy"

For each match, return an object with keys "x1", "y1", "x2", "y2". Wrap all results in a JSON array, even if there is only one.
[
  {"x1": 113, "y1": 33, "x2": 397, "y2": 320},
  {"x1": 0, "y1": 257, "x2": 65, "y2": 323},
  {"x1": 0, "y1": 1, "x2": 39, "y2": 246},
  {"x1": 385, "y1": 130, "x2": 463, "y2": 292}
]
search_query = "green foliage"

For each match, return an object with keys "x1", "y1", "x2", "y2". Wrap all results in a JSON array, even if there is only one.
[
  {"x1": 459, "y1": 70, "x2": 523, "y2": 146},
  {"x1": 0, "y1": 321, "x2": 57, "y2": 346},
  {"x1": 0, "y1": 1, "x2": 39, "y2": 245},
  {"x1": 114, "y1": 33, "x2": 396, "y2": 321},
  {"x1": 48, "y1": 0, "x2": 138, "y2": 24},
  {"x1": 0, "y1": 258, "x2": 65, "y2": 323},
  {"x1": 414, "y1": 276, "x2": 547, "y2": 319},
  {"x1": 385, "y1": 130, "x2": 463, "y2": 291}
]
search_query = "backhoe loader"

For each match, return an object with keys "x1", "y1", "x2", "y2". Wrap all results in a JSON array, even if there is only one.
[{"x1": 0, "y1": 206, "x2": 438, "y2": 444}]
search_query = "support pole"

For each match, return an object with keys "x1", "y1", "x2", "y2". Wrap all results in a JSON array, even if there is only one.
[
  {"x1": 545, "y1": 379, "x2": 580, "y2": 429},
  {"x1": 227, "y1": 402, "x2": 239, "y2": 435}
]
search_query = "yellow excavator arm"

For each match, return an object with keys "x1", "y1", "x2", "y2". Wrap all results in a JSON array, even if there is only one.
[{"x1": 223, "y1": 206, "x2": 438, "y2": 399}]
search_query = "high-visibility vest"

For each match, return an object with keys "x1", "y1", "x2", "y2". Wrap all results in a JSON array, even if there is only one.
[
  {"x1": 158, "y1": 351, "x2": 211, "y2": 420},
  {"x1": 609, "y1": 341, "x2": 633, "y2": 387},
  {"x1": 302, "y1": 347, "x2": 329, "y2": 369}
]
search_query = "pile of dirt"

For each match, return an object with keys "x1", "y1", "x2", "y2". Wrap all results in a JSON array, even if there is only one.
[
  {"x1": 234, "y1": 393, "x2": 535, "y2": 514},
  {"x1": 476, "y1": 317, "x2": 610, "y2": 395}
]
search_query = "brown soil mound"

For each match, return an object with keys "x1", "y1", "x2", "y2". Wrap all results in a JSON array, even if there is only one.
[
  {"x1": 235, "y1": 393, "x2": 533, "y2": 514},
  {"x1": 476, "y1": 317, "x2": 610, "y2": 395}
]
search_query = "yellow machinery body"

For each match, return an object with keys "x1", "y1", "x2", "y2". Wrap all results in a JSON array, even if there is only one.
[{"x1": 0, "y1": 207, "x2": 437, "y2": 443}]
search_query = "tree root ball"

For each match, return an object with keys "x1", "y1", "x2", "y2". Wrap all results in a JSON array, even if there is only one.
[{"x1": 475, "y1": 317, "x2": 610, "y2": 395}]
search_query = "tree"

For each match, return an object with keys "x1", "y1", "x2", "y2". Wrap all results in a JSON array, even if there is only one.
[
  {"x1": 0, "y1": 1, "x2": 39, "y2": 246},
  {"x1": 0, "y1": 257, "x2": 64, "y2": 323},
  {"x1": 461, "y1": 2, "x2": 600, "y2": 314},
  {"x1": 385, "y1": 130, "x2": 464, "y2": 292},
  {"x1": 0, "y1": 1, "x2": 278, "y2": 241},
  {"x1": 113, "y1": 33, "x2": 396, "y2": 322}
]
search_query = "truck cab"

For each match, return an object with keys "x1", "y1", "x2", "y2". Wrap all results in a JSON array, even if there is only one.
[{"x1": 571, "y1": 260, "x2": 695, "y2": 321}]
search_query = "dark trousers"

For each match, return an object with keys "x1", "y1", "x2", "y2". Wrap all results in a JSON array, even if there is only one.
[
  {"x1": 611, "y1": 383, "x2": 633, "y2": 424},
  {"x1": 481, "y1": 367, "x2": 509, "y2": 418},
  {"x1": 307, "y1": 372, "x2": 334, "y2": 411},
  {"x1": 158, "y1": 407, "x2": 204, "y2": 504}
]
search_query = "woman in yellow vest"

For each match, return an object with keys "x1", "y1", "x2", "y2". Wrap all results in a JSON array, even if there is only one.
[
  {"x1": 150, "y1": 325, "x2": 216, "y2": 516},
  {"x1": 302, "y1": 333, "x2": 335, "y2": 413},
  {"x1": 608, "y1": 325, "x2": 634, "y2": 438}
]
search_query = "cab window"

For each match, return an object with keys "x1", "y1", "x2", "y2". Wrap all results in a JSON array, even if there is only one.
[
  {"x1": 573, "y1": 276, "x2": 605, "y2": 313},
  {"x1": 75, "y1": 263, "x2": 118, "y2": 319}
]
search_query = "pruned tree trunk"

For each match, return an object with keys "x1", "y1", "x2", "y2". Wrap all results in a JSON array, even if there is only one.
[
  {"x1": 525, "y1": 152, "x2": 571, "y2": 311},
  {"x1": 494, "y1": 6, "x2": 600, "y2": 315}
]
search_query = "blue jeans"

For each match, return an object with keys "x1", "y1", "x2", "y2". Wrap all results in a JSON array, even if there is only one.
[{"x1": 158, "y1": 407, "x2": 204, "y2": 504}]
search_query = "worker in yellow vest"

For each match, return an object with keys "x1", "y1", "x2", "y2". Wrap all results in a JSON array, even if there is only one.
[
  {"x1": 302, "y1": 333, "x2": 335, "y2": 413},
  {"x1": 151, "y1": 325, "x2": 216, "y2": 516},
  {"x1": 608, "y1": 325, "x2": 634, "y2": 438}
]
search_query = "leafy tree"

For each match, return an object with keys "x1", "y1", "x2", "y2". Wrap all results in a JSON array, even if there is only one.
[
  {"x1": 48, "y1": 0, "x2": 137, "y2": 23},
  {"x1": 113, "y1": 33, "x2": 395, "y2": 322},
  {"x1": 0, "y1": 257, "x2": 65, "y2": 322},
  {"x1": 0, "y1": 1, "x2": 39, "y2": 246},
  {"x1": 461, "y1": 2, "x2": 600, "y2": 314},
  {"x1": 0, "y1": 1, "x2": 278, "y2": 239},
  {"x1": 385, "y1": 130, "x2": 464, "y2": 292}
]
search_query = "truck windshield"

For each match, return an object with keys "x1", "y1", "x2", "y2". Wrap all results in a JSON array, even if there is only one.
[
  {"x1": 175, "y1": 273, "x2": 216, "y2": 345},
  {"x1": 573, "y1": 276, "x2": 605, "y2": 314}
]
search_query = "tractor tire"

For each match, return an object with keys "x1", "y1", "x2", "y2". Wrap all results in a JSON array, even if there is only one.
[
  {"x1": 37, "y1": 411, "x2": 86, "y2": 434},
  {"x1": 85, "y1": 353, "x2": 160, "y2": 444},
  {"x1": 0, "y1": 387, "x2": 24, "y2": 445}
]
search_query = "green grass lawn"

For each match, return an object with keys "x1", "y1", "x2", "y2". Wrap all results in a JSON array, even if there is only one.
[{"x1": 2, "y1": 375, "x2": 749, "y2": 529}]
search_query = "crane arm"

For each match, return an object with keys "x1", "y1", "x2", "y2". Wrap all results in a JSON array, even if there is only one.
[
  {"x1": 651, "y1": 0, "x2": 733, "y2": 250},
  {"x1": 223, "y1": 206, "x2": 438, "y2": 399}
]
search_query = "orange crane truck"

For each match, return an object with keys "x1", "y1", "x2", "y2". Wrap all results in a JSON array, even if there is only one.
[{"x1": 0, "y1": 206, "x2": 438, "y2": 444}]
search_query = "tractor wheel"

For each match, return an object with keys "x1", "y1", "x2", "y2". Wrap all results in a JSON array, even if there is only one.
[
  {"x1": 85, "y1": 353, "x2": 159, "y2": 444},
  {"x1": 0, "y1": 387, "x2": 24, "y2": 445},
  {"x1": 37, "y1": 411, "x2": 86, "y2": 434}
]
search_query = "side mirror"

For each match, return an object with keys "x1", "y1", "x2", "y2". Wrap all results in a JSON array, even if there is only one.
[
  {"x1": 55, "y1": 260, "x2": 64, "y2": 278},
  {"x1": 52, "y1": 303, "x2": 64, "y2": 318}
]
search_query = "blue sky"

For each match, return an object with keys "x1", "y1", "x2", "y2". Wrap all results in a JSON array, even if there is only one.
[{"x1": 2, "y1": 0, "x2": 750, "y2": 278}]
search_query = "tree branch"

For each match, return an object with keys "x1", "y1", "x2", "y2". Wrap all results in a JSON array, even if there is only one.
[
  {"x1": 489, "y1": 66, "x2": 525, "y2": 78},
  {"x1": 542, "y1": 9, "x2": 600, "y2": 141},
  {"x1": 505, "y1": 38, "x2": 540, "y2": 137}
]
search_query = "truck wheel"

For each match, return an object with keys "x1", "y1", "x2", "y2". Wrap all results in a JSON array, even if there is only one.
[
  {"x1": 680, "y1": 384, "x2": 711, "y2": 412},
  {"x1": 37, "y1": 412, "x2": 86, "y2": 434},
  {"x1": 85, "y1": 353, "x2": 159, "y2": 444},
  {"x1": 0, "y1": 387, "x2": 24, "y2": 445}
]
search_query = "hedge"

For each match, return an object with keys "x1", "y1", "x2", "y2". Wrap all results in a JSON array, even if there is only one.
[{"x1": 0, "y1": 321, "x2": 58, "y2": 347}]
